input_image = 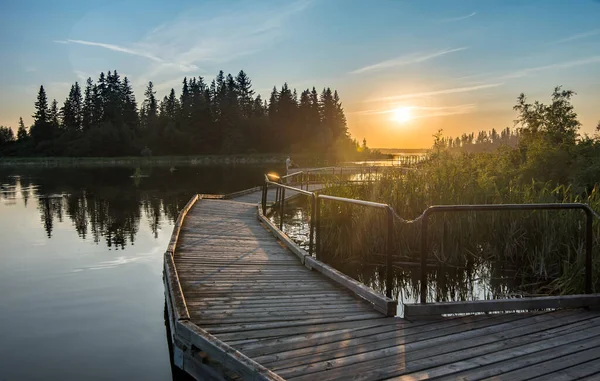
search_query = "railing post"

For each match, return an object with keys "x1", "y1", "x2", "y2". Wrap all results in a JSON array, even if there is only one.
[
  {"x1": 585, "y1": 208, "x2": 593, "y2": 294},
  {"x1": 386, "y1": 207, "x2": 394, "y2": 299},
  {"x1": 315, "y1": 196, "x2": 321, "y2": 260},
  {"x1": 262, "y1": 182, "x2": 267, "y2": 215},
  {"x1": 420, "y1": 211, "x2": 429, "y2": 304},
  {"x1": 279, "y1": 187, "x2": 286, "y2": 231},
  {"x1": 309, "y1": 193, "x2": 317, "y2": 257}
]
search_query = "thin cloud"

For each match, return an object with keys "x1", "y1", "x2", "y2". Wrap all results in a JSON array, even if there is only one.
[
  {"x1": 501, "y1": 56, "x2": 600, "y2": 79},
  {"x1": 350, "y1": 47, "x2": 467, "y2": 74},
  {"x1": 352, "y1": 104, "x2": 476, "y2": 119},
  {"x1": 548, "y1": 29, "x2": 600, "y2": 45},
  {"x1": 439, "y1": 12, "x2": 477, "y2": 22},
  {"x1": 55, "y1": 39, "x2": 164, "y2": 63},
  {"x1": 366, "y1": 83, "x2": 502, "y2": 103}
]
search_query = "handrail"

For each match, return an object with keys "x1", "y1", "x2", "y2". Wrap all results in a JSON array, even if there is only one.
[
  {"x1": 263, "y1": 174, "x2": 598, "y2": 306},
  {"x1": 319, "y1": 194, "x2": 389, "y2": 209},
  {"x1": 418, "y1": 203, "x2": 596, "y2": 303},
  {"x1": 265, "y1": 180, "x2": 313, "y2": 196}
]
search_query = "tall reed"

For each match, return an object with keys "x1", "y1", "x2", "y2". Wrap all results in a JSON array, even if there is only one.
[{"x1": 318, "y1": 153, "x2": 600, "y2": 296}]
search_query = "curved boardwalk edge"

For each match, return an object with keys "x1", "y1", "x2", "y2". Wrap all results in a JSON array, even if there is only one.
[
  {"x1": 165, "y1": 193, "x2": 285, "y2": 380},
  {"x1": 256, "y1": 205, "x2": 397, "y2": 316}
]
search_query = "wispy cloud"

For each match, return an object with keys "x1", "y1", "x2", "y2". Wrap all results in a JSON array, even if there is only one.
[
  {"x1": 548, "y1": 29, "x2": 600, "y2": 45},
  {"x1": 350, "y1": 47, "x2": 467, "y2": 74},
  {"x1": 55, "y1": 39, "x2": 166, "y2": 63},
  {"x1": 439, "y1": 12, "x2": 477, "y2": 22},
  {"x1": 365, "y1": 83, "x2": 502, "y2": 103},
  {"x1": 352, "y1": 104, "x2": 476, "y2": 119},
  {"x1": 57, "y1": 0, "x2": 312, "y2": 88},
  {"x1": 500, "y1": 56, "x2": 600, "y2": 79}
]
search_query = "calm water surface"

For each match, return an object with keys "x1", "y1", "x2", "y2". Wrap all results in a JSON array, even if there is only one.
[{"x1": 0, "y1": 166, "x2": 277, "y2": 381}]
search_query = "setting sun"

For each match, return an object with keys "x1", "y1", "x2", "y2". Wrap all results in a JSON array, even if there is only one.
[{"x1": 391, "y1": 107, "x2": 413, "y2": 123}]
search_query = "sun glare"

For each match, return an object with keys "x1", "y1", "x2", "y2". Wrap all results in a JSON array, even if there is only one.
[{"x1": 391, "y1": 107, "x2": 413, "y2": 123}]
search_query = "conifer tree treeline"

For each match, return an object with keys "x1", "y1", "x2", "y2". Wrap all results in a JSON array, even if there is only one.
[{"x1": 0, "y1": 70, "x2": 366, "y2": 158}]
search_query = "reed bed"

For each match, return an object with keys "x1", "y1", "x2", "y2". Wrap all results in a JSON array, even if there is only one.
[{"x1": 317, "y1": 153, "x2": 600, "y2": 296}]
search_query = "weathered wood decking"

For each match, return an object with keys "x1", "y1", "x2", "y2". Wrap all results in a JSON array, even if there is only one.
[{"x1": 165, "y1": 188, "x2": 600, "y2": 381}]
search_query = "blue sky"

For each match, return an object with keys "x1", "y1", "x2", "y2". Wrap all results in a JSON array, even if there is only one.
[{"x1": 1, "y1": 0, "x2": 599, "y2": 148}]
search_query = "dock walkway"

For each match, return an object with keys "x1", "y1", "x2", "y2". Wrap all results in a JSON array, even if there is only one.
[{"x1": 164, "y1": 188, "x2": 600, "y2": 381}]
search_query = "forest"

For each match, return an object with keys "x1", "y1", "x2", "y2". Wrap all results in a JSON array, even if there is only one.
[{"x1": 0, "y1": 70, "x2": 376, "y2": 159}]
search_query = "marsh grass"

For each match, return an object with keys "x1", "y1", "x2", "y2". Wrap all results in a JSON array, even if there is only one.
[{"x1": 317, "y1": 156, "x2": 600, "y2": 296}]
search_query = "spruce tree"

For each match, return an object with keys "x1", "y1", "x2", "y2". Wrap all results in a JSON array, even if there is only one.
[
  {"x1": 30, "y1": 85, "x2": 51, "y2": 143},
  {"x1": 17, "y1": 117, "x2": 28, "y2": 141},
  {"x1": 82, "y1": 78, "x2": 94, "y2": 132}
]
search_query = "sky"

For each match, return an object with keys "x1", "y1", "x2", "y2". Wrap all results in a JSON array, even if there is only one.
[{"x1": 1, "y1": 0, "x2": 599, "y2": 149}]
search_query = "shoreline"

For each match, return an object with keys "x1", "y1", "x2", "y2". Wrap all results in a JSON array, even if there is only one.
[{"x1": 0, "y1": 155, "x2": 292, "y2": 167}]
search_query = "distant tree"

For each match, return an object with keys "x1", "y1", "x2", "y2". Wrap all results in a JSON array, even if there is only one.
[
  {"x1": 0, "y1": 126, "x2": 14, "y2": 146},
  {"x1": 17, "y1": 117, "x2": 28, "y2": 141},
  {"x1": 140, "y1": 81, "x2": 158, "y2": 130},
  {"x1": 235, "y1": 70, "x2": 254, "y2": 118},
  {"x1": 82, "y1": 78, "x2": 94, "y2": 132},
  {"x1": 29, "y1": 85, "x2": 53, "y2": 145},
  {"x1": 514, "y1": 86, "x2": 580, "y2": 145},
  {"x1": 61, "y1": 82, "x2": 83, "y2": 134}
]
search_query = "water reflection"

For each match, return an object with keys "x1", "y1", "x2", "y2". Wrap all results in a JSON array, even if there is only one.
[{"x1": 1, "y1": 166, "x2": 272, "y2": 248}]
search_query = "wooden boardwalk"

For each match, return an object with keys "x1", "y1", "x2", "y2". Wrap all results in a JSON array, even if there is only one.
[{"x1": 164, "y1": 191, "x2": 600, "y2": 381}]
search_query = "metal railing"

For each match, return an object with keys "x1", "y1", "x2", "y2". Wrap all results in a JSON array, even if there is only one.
[
  {"x1": 262, "y1": 175, "x2": 598, "y2": 304},
  {"x1": 280, "y1": 165, "x2": 393, "y2": 190},
  {"x1": 261, "y1": 176, "x2": 395, "y2": 298},
  {"x1": 418, "y1": 203, "x2": 596, "y2": 303}
]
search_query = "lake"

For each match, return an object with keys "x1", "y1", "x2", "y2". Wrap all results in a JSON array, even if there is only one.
[{"x1": 0, "y1": 165, "x2": 279, "y2": 381}]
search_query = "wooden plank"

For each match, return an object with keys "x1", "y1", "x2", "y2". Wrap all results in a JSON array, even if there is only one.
[
  {"x1": 470, "y1": 344, "x2": 600, "y2": 381},
  {"x1": 265, "y1": 313, "x2": 525, "y2": 370},
  {"x1": 188, "y1": 300, "x2": 373, "y2": 313},
  {"x1": 329, "y1": 314, "x2": 600, "y2": 381},
  {"x1": 404, "y1": 294, "x2": 600, "y2": 318},
  {"x1": 390, "y1": 322, "x2": 600, "y2": 381},
  {"x1": 191, "y1": 304, "x2": 377, "y2": 318},
  {"x1": 176, "y1": 320, "x2": 284, "y2": 381},
  {"x1": 527, "y1": 360, "x2": 600, "y2": 381},
  {"x1": 184, "y1": 293, "x2": 357, "y2": 302},
  {"x1": 281, "y1": 311, "x2": 596, "y2": 381},
  {"x1": 204, "y1": 314, "x2": 386, "y2": 334},
  {"x1": 214, "y1": 318, "x2": 395, "y2": 342},
  {"x1": 250, "y1": 313, "x2": 527, "y2": 362},
  {"x1": 195, "y1": 311, "x2": 383, "y2": 325}
]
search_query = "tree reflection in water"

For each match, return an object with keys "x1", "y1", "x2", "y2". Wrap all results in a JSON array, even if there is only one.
[{"x1": 0, "y1": 165, "x2": 272, "y2": 248}]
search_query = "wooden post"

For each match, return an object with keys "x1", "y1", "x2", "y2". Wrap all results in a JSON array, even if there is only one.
[
  {"x1": 279, "y1": 187, "x2": 285, "y2": 231},
  {"x1": 261, "y1": 183, "x2": 267, "y2": 215},
  {"x1": 309, "y1": 194, "x2": 317, "y2": 257},
  {"x1": 315, "y1": 196, "x2": 321, "y2": 261},
  {"x1": 386, "y1": 207, "x2": 394, "y2": 299},
  {"x1": 586, "y1": 209, "x2": 593, "y2": 294},
  {"x1": 420, "y1": 213, "x2": 429, "y2": 304}
]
